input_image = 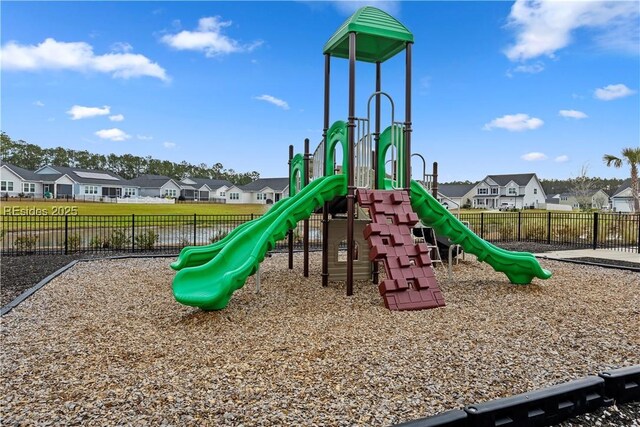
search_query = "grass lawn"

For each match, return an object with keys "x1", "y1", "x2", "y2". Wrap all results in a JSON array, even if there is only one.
[{"x1": 0, "y1": 200, "x2": 267, "y2": 216}]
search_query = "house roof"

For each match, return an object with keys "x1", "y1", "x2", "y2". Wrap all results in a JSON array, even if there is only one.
[
  {"x1": 0, "y1": 162, "x2": 43, "y2": 181},
  {"x1": 612, "y1": 179, "x2": 632, "y2": 197},
  {"x1": 185, "y1": 177, "x2": 233, "y2": 190},
  {"x1": 126, "y1": 174, "x2": 176, "y2": 188},
  {"x1": 437, "y1": 183, "x2": 476, "y2": 198},
  {"x1": 242, "y1": 177, "x2": 289, "y2": 192},
  {"x1": 485, "y1": 173, "x2": 537, "y2": 186},
  {"x1": 37, "y1": 165, "x2": 126, "y2": 185},
  {"x1": 545, "y1": 197, "x2": 560, "y2": 204}
]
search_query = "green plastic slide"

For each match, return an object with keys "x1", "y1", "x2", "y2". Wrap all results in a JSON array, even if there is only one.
[
  {"x1": 172, "y1": 174, "x2": 347, "y2": 310},
  {"x1": 409, "y1": 179, "x2": 552, "y2": 284}
]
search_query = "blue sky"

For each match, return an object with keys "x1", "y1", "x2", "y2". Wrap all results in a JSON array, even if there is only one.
[{"x1": 1, "y1": 1, "x2": 639, "y2": 182}]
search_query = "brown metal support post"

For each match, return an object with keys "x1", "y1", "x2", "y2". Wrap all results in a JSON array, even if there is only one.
[
  {"x1": 303, "y1": 138, "x2": 310, "y2": 277},
  {"x1": 372, "y1": 61, "x2": 382, "y2": 284},
  {"x1": 404, "y1": 42, "x2": 413, "y2": 192},
  {"x1": 322, "y1": 53, "x2": 331, "y2": 287},
  {"x1": 346, "y1": 32, "x2": 356, "y2": 296},
  {"x1": 432, "y1": 161, "x2": 438, "y2": 198},
  {"x1": 288, "y1": 145, "x2": 294, "y2": 269}
]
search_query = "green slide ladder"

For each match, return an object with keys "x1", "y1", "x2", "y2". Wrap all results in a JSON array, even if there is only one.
[{"x1": 171, "y1": 174, "x2": 347, "y2": 310}]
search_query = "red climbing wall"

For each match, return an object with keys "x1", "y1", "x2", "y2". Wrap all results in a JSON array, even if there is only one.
[{"x1": 357, "y1": 189, "x2": 445, "y2": 311}]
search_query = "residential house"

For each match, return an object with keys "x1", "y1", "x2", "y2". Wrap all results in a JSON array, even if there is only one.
[
  {"x1": 1, "y1": 162, "x2": 47, "y2": 197},
  {"x1": 180, "y1": 177, "x2": 233, "y2": 201},
  {"x1": 126, "y1": 175, "x2": 181, "y2": 198},
  {"x1": 226, "y1": 177, "x2": 289, "y2": 204},
  {"x1": 610, "y1": 179, "x2": 637, "y2": 213},
  {"x1": 34, "y1": 165, "x2": 134, "y2": 199},
  {"x1": 549, "y1": 189, "x2": 610, "y2": 210},
  {"x1": 1, "y1": 162, "x2": 133, "y2": 200},
  {"x1": 471, "y1": 173, "x2": 546, "y2": 209},
  {"x1": 436, "y1": 183, "x2": 476, "y2": 210}
]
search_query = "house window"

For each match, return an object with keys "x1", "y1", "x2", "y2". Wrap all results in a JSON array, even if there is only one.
[
  {"x1": 1, "y1": 181, "x2": 14, "y2": 191},
  {"x1": 163, "y1": 189, "x2": 177, "y2": 198},
  {"x1": 491, "y1": 188, "x2": 498, "y2": 195},
  {"x1": 508, "y1": 187, "x2": 517, "y2": 195},
  {"x1": 23, "y1": 182, "x2": 37, "y2": 193},
  {"x1": 477, "y1": 188, "x2": 488, "y2": 195},
  {"x1": 256, "y1": 193, "x2": 266, "y2": 200},
  {"x1": 84, "y1": 185, "x2": 99, "y2": 195},
  {"x1": 124, "y1": 188, "x2": 136, "y2": 196},
  {"x1": 219, "y1": 191, "x2": 226, "y2": 197},
  {"x1": 229, "y1": 192, "x2": 239, "y2": 200},
  {"x1": 534, "y1": 189, "x2": 538, "y2": 194}
]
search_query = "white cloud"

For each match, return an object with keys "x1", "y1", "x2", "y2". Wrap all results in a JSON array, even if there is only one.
[
  {"x1": 161, "y1": 16, "x2": 263, "y2": 57},
  {"x1": 110, "y1": 42, "x2": 133, "y2": 53},
  {"x1": 555, "y1": 155, "x2": 569, "y2": 163},
  {"x1": 483, "y1": 113, "x2": 544, "y2": 132},
  {"x1": 504, "y1": 0, "x2": 639, "y2": 61},
  {"x1": 33, "y1": 100, "x2": 44, "y2": 107},
  {"x1": 521, "y1": 152, "x2": 548, "y2": 161},
  {"x1": 67, "y1": 105, "x2": 110, "y2": 120},
  {"x1": 137, "y1": 135, "x2": 153, "y2": 141},
  {"x1": 594, "y1": 84, "x2": 636, "y2": 101},
  {"x1": 559, "y1": 109, "x2": 588, "y2": 119},
  {"x1": 163, "y1": 141, "x2": 176, "y2": 149},
  {"x1": 95, "y1": 128, "x2": 131, "y2": 141},
  {"x1": 109, "y1": 114, "x2": 124, "y2": 122},
  {"x1": 0, "y1": 38, "x2": 169, "y2": 81},
  {"x1": 506, "y1": 62, "x2": 544, "y2": 77},
  {"x1": 254, "y1": 94, "x2": 289, "y2": 110}
]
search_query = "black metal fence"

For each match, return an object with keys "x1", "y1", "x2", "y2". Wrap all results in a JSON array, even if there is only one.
[{"x1": 1, "y1": 212, "x2": 638, "y2": 255}]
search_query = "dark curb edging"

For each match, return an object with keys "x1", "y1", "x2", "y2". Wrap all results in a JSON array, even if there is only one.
[
  {"x1": 1, "y1": 254, "x2": 178, "y2": 316},
  {"x1": 393, "y1": 365, "x2": 640, "y2": 427}
]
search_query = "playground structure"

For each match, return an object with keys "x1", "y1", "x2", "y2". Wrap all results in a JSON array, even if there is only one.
[{"x1": 171, "y1": 7, "x2": 551, "y2": 311}]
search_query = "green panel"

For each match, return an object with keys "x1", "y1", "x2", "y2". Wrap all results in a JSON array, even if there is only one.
[{"x1": 324, "y1": 6, "x2": 413, "y2": 63}]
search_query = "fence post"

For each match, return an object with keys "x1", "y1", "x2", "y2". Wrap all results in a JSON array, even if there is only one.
[
  {"x1": 64, "y1": 215, "x2": 69, "y2": 255},
  {"x1": 131, "y1": 214, "x2": 135, "y2": 253},
  {"x1": 480, "y1": 213, "x2": 484, "y2": 239},
  {"x1": 517, "y1": 211, "x2": 522, "y2": 242},
  {"x1": 193, "y1": 213, "x2": 197, "y2": 246},
  {"x1": 592, "y1": 212, "x2": 599, "y2": 250},
  {"x1": 547, "y1": 211, "x2": 551, "y2": 244},
  {"x1": 637, "y1": 213, "x2": 640, "y2": 254}
]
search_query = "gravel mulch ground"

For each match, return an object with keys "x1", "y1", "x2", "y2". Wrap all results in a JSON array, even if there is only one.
[
  {"x1": 1, "y1": 252, "x2": 638, "y2": 426},
  {"x1": 0, "y1": 243, "x2": 583, "y2": 308}
]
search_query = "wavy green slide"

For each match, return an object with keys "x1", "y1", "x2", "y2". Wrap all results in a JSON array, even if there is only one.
[
  {"x1": 171, "y1": 174, "x2": 347, "y2": 310},
  {"x1": 409, "y1": 179, "x2": 552, "y2": 284}
]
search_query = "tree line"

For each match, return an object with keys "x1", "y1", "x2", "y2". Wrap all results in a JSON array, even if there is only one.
[{"x1": 0, "y1": 132, "x2": 260, "y2": 185}]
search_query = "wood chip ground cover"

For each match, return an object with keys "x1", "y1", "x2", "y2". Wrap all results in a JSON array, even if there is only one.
[{"x1": 1, "y1": 253, "x2": 638, "y2": 426}]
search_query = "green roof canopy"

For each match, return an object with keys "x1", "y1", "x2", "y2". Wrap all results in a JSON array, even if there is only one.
[{"x1": 323, "y1": 6, "x2": 414, "y2": 63}]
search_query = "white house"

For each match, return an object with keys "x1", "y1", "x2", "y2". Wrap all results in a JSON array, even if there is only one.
[
  {"x1": 549, "y1": 189, "x2": 610, "y2": 210},
  {"x1": 225, "y1": 177, "x2": 290, "y2": 204},
  {"x1": 180, "y1": 177, "x2": 233, "y2": 201},
  {"x1": 126, "y1": 175, "x2": 181, "y2": 198},
  {"x1": 610, "y1": 179, "x2": 637, "y2": 213},
  {"x1": 436, "y1": 183, "x2": 476, "y2": 210},
  {"x1": 1, "y1": 162, "x2": 45, "y2": 197},
  {"x1": 471, "y1": 173, "x2": 546, "y2": 209},
  {"x1": 1, "y1": 162, "x2": 134, "y2": 200}
]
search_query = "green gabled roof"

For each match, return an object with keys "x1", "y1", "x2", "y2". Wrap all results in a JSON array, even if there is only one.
[{"x1": 323, "y1": 6, "x2": 413, "y2": 63}]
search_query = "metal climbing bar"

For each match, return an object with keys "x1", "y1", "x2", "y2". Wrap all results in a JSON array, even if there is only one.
[{"x1": 354, "y1": 118, "x2": 372, "y2": 188}]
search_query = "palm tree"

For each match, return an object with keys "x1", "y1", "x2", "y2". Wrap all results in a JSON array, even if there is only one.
[{"x1": 603, "y1": 148, "x2": 640, "y2": 212}]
